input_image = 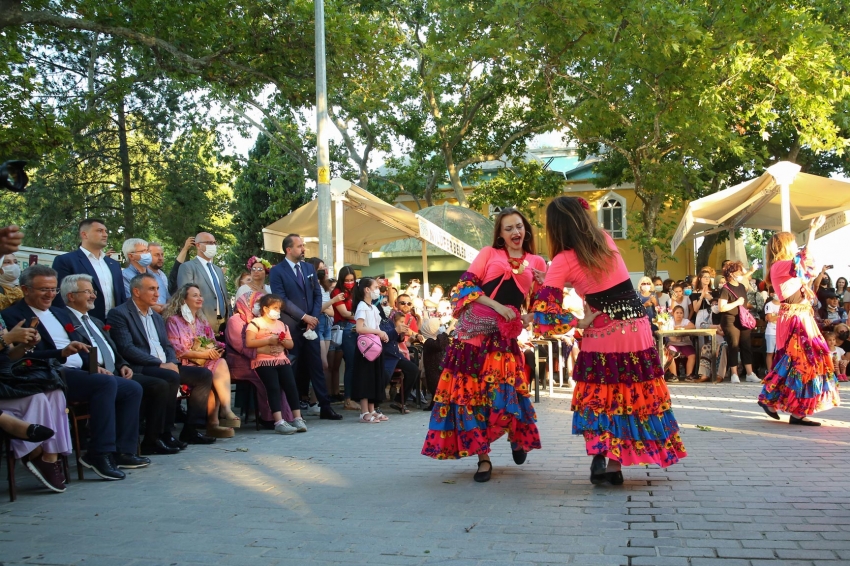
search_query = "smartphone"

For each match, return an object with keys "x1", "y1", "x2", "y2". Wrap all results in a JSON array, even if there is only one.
[
  {"x1": 29, "y1": 317, "x2": 39, "y2": 328},
  {"x1": 28, "y1": 254, "x2": 38, "y2": 266}
]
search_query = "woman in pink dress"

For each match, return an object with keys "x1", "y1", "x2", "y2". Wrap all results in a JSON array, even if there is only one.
[
  {"x1": 532, "y1": 196, "x2": 686, "y2": 485},
  {"x1": 758, "y1": 216, "x2": 840, "y2": 424},
  {"x1": 165, "y1": 284, "x2": 240, "y2": 439}
]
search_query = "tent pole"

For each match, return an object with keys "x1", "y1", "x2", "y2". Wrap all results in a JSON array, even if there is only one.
[
  {"x1": 780, "y1": 182, "x2": 791, "y2": 232},
  {"x1": 422, "y1": 239, "x2": 429, "y2": 298},
  {"x1": 334, "y1": 195, "x2": 344, "y2": 276},
  {"x1": 767, "y1": 161, "x2": 800, "y2": 233}
]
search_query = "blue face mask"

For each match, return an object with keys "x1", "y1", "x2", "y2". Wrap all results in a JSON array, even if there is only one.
[
  {"x1": 683, "y1": 289, "x2": 692, "y2": 297},
  {"x1": 137, "y1": 252, "x2": 152, "y2": 267}
]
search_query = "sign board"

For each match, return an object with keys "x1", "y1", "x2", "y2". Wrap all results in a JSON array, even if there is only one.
[
  {"x1": 416, "y1": 215, "x2": 479, "y2": 264},
  {"x1": 796, "y1": 210, "x2": 850, "y2": 245}
]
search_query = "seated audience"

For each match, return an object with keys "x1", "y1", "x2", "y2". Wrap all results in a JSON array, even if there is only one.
[
  {"x1": 420, "y1": 318, "x2": 448, "y2": 411},
  {"x1": 107, "y1": 273, "x2": 215, "y2": 445},
  {"x1": 61, "y1": 274, "x2": 183, "y2": 456},
  {"x1": 382, "y1": 311, "x2": 420, "y2": 414},
  {"x1": 0, "y1": 254, "x2": 23, "y2": 310},
  {"x1": 833, "y1": 323, "x2": 850, "y2": 354},
  {"x1": 226, "y1": 291, "x2": 293, "y2": 428},
  {"x1": 2, "y1": 265, "x2": 145, "y2": 480},
  {"x1": 653, "y1": 276, "x2": 670, "y2": 309},
  {"x1": 235, "y1": 256, "x2": 271, "y2": 300},
  {"x1": 669, "y1": 282, "x2": 691, "y2": 315},
  {"x1": 164, "y1": 284, "x2": 240, "y2": 439},
  {"x1": 817, "y1": 289, "x2": 846, "y2": 328},
  {"x1": 637, "y1": 276, "x2": 658, "y2": 320},
  {"x1": 823, "y1": 331, "x2": 848, "y2": 381},
  {"x1": 692, "y1": 294, "x2": 726, "y2": 383},
  {"x1": 666, "y1": 305, "x2": 696, "y2": 382}
]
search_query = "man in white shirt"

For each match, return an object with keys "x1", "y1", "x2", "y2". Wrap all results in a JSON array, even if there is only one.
[
  {"x1": 1, "y1": 265, "x2": 144, "y2": 481},
  {"x1": 52, "y1": 218, "x2": 127, "y2": 321}
]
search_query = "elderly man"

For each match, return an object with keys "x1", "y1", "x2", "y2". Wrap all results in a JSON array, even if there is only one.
[
  {"x1": 270, "y1": 234, "x2": 342, "y2": 420},
  {"x1": 176, "y1": 232, "x2": 230, "y2": 329},
  {"x1": 1, "y1": 265, "x2": 146, "y2": 480},
  {"x1": 61, "y1": 274, "x2": 183, "y2": 456},
  {"x1": 121, "y1": 238, "x2": 162, "y2": 312},
  {"x1": 147, "y1": 241, "x2": 170, "y2": 305},
  {"x1": 107, "y1": 273, "x2": 215, "y2": 445},
  {"x1": 53, "y1": 219, "x2": 126, "y2": 321}
]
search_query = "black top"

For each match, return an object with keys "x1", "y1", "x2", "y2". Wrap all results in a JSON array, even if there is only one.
[
  {"x1": 481, "y1": 276, "x2": 525, "y2": 310},
  {"x1": 719, "y1": 282, "x2": 747, "y2": 321}
]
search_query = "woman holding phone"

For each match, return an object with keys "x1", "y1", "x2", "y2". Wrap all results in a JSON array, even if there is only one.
[{"x1": 165, "y1": 284, "x2": 239, "y2": 438}]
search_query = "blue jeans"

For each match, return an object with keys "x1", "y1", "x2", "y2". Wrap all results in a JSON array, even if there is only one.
[
  {"x1": 340, "y1": 321, "x2": 357, "y2": 398},
  {"x1": 317, "y1": 314, "x2": 332, "y2": 341}
]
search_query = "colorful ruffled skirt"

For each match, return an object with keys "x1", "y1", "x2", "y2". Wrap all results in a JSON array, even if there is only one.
[
  {"x1": 572, "y1": 315, "x2": 686, "y2": 467},
  {"x1": 759, "y1": 303, "x2": 840, "y2": 416},
  {"x1": 421, "y1": 332, "x2": 541, "y2": 459}
]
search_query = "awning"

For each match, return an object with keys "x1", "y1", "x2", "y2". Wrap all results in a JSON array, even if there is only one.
[{"x1": 671, "y1": 162, "x2": 850, "y2": 254}]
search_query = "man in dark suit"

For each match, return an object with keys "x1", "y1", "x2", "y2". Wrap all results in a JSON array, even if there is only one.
[
  {"x1": 52, "y1": 218, "x2": 127, "y2": 322},
  {"x1": 2, "y1": 265, "x2": 146, "y2": 480},
  {"x1": 60, "y1": 273, "x2": 185, "y2": 456},
  {"x1": 176, "y1": 232, "x2": 230, "y2": 329},
  {"x1": 270, "y1": 234, "x2": 342, "y2": 421},
  {"x1": 107, "y1": 272, "x2": 215, "y2": 445}
]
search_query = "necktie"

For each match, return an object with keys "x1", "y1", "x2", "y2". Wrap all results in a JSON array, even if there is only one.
[
  {"x1": 81, "y1": 315, "x2": 115, "y2": 372},
  {"x1": 207, "y1": 262, "x2": 226, "y2": 317},
  {"x1": 295, "y1": 263, "x2": 305, "y2": 289}
]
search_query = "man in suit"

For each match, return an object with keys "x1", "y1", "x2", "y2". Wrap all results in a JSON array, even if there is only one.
[
  {"x1": 107, "y1": 273, "x2": 215, "y2": 445},
  {"x1": 61, "y1": 273, "x2": 184, "y2": 456},
  {"x1": 2, "y1": 265, "x2": 146, "y2": 481},
  {"x1": 176, "y1": 232, "x2": 229, "y2": 330},
  {"x1": 270, "y1": 234, "x2": 342, "y2": 421},
  {"x1": 52, "y1": 218, "x2": 127, "y2": 322}
]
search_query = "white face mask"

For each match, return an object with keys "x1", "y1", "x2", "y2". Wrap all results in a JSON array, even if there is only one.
[
  {"x1": 1, "y1": 263, "x2": 20, "y2": 281},
  {"x1": 370, "y1": 289, "x2": 381, "y2": 301},
  {"x1": 203, "y1": 244, "x2": 217, "y2": 259},
  {"x1": 654, "y1": 285, "x2": 663, "y2": 293},
  {"x1": 181, "y1": 303, "x2": 195, "y2": 324},
  {"x1": 735, "y1": 275, "x2": 744, "y2": 283},
  {"x1": 252, "y1": 303, "x2": 260, "y2": 316},
  {"x1": 382, "y1": 305, "x2": 392, "y2": 317},
  {"x1": 711, "y1": 305, "x2": 719, "y2": 314},
  {"x1": 268, "y1": 309, "x2": 281, "y2": 320}
]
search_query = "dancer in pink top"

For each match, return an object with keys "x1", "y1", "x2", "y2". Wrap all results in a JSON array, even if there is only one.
[{"x1": 532, "y1": 196, "x2": 686, "y2": 485}]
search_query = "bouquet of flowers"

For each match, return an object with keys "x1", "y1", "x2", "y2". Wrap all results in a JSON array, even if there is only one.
[
  {"x1": 654, "y1": 306, "x2": 674, "y2": 330},
  {"x1": 188, "y1": 336, "x2": 219, "y2": 365}
]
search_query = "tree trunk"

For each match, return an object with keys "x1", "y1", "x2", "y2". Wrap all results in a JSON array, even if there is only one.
[
  {"x1": 116, "y1": 100, "x2": 134, "y2": 237},
  {"x1": 696, "y1": 232, "x2": 719, "y2": 272},
  {"x1": 641, "y1": 195, "x2": 660, "y2": 276},
  {"x1": 442, "y1": 147, "x2": 467, "y2": 206},
  {"x1": 358, "y1": 169, "x2": 369, "y2": 190}
]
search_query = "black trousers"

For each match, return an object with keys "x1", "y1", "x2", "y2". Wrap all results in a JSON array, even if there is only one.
[
  {"x1": 131, "y1": 370, "x2": 179, "y2": 443},
  {"x1": 389, "y1": 357, "x2": 419, "y2": 403},
  {"x1": 64, "y1": 369, "x2": 143, "y2": 455},
  {"x1": 720, "y1": 316, "x2": 753, "y2": 369},
  {"x1": 290, "y1": 331, "x2": 331, "y2": 408},
  {"x1": 136, "y1": 365, "x2": 212, "y2": 429},
  {"x1": 255, "y1": 364, "x2": 300, "y2": 413}
]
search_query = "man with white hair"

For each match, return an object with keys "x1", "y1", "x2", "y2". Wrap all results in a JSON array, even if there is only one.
[
  {"x1": 121, "y1": 238, "x2": 163, "y2": 314},
  {"x1": 176, "y1": 232, "x2": 230, "y2": 329}
]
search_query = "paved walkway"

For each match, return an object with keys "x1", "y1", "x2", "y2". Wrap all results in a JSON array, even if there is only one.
[{"x1": 1, "y1": 383, "x2": 849, "y2": 566}]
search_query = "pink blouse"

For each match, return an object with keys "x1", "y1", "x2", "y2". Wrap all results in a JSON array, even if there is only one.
[
  {"x1": 165, "y1": 315, "x2": 225, "y2": 371},
  {"x1": 467, "y1": 246, "x2": 547, "y2": 296},
  {"x1": 248, "y1": 318, "x2": 292, "y2": 368},
  {"x1": 542, "y1": 232, "x2": 629, "y2": 298}
]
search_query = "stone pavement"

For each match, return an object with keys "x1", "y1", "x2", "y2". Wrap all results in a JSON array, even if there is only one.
[{"x1": 1, "y1": 383, "x2": 849, "y2": 566}]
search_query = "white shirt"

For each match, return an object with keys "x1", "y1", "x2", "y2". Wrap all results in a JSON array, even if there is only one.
[
  {"x1": 135, "y1": 303, "x2": 166, "y2": 362},
  {"x1": 30, "y1": 305, "x2": 81, "y2": 368},
  {"x1": 81, "y1": 246, "x2": 115, "y2": 312},
  {"x1": 831, "y1": 346, "x2": 845, "y2": 366},
  {"x1": 764, "y1": 301, "x2": 780, "y2": 336},
  {"x1": 196, "y1": 256, "x2": 224, "y2": 316},
  {"x1": 67, "y1": 307, "x2": 108, "y2": 365},
  {"x1": 354, "y1": 301, "x2": 381, "y2": 330}
]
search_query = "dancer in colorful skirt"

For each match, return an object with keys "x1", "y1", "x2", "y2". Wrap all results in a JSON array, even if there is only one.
[
  {"x1": 422, "y1": 208, "x2": 546, "y2": 483},
  {"x1": 758, "y1": 216, "x2": 840, "y2": 425},
  {"x1": 532, "y1": 196, "x2": 687, "y2": 485}
]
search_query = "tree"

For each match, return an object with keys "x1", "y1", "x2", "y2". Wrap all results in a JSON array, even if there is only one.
[{"x1": 468, "y1": 159, "x2": 564, "y2": 224}]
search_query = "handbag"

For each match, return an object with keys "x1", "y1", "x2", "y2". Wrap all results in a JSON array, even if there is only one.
[
  {"x1": 724, "y1": 284, "x2": 756, "y2": 329},
  {"x1": 356, "y1": 333, "x2": 383, "y2": 361},
  {"x1": 330, "y1": 325, "x2": 343, "y2": 346},
  {"x1": 0, "y1": 357, "x2": 66, "y2": 400}
]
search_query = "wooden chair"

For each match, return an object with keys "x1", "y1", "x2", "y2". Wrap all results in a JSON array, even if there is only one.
[
  {"x1": 67, "y1": 402, "x2": 90, "y2": 481},
  {"x1": 388, "y1": 369, "x2": 406, "y2": 413}
]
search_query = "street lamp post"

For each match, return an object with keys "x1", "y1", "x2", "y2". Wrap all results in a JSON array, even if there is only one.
[{"x1": 315, "y1": 0, "x2": 333, "y2": 267}]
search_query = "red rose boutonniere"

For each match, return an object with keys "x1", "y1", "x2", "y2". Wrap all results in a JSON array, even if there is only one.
[
  {"x1": 64, "y1": 323, "x2": 77, "y2": 334},
  {"x1": 103, "y1": 325, "x2": 112, "y2": 332},
  {"x1": 24, "y1": 359, "x2": 33, "y2": 367}
]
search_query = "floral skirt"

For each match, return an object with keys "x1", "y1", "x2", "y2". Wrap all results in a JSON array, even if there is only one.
[
  {"x1": 421, "y1": 332, "x2": 541, "y2": 460},
  {"x1": 759, "y1": 303, "x2": 840, "y2": 416},
  {"x1": 573, "y1": 315, "x2": 687, "y2": 467}
]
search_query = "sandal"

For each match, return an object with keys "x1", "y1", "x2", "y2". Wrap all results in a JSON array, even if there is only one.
[
  {"x1": 685, "y1": 375, "x2": 710, "y2": 383},
  {"x1": 371, "y1": 411, "x2": 389, "y2": 422},
  {"x1": 359, "y1": 413, "x2": 379, "y2": 423},
  {"x1": 206, "y1": 425, "x2": 235, "y2": 438},
  {"x1": 218, "y1": 411, "x2": 242, "y2": 428},
  {"x1": 343, "y1": 399, "x2": 361, "y2": 411},
  {"x1": 389, "y1": 402, "x2": 410, "y2": 414}
]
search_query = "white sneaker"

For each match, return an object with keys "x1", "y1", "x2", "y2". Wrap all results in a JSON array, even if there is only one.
[
  {"x1": 288, "y1": 418, "x2": 308, "y2": 432},
  {"x1": 745, "y1": 373, "x2": 760, "y2": 383},
  {"x1": 306, "y1": 404, "x2": 321, "y2": 416},
  {"x1": 730, "y1": 374, "x2": 741, "y2": 383},
  {"x1": 274, "y1": 421, "x2": 297, "y2": 435}
]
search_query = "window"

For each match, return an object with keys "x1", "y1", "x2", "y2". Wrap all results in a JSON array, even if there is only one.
[{"x1": 597, "y1": 191, "x2": 627, "y2": 239}]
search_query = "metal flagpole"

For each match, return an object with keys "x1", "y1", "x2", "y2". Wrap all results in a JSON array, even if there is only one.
[{"x1": 315, "y1": 0, "x2": 333, "y2": 267}]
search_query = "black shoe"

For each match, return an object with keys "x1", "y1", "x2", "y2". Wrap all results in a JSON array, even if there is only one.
[
  {"x1": 758, "y1": 402, "x2": 780, "y2": 420},
  {"x1": 319, "y1": 407, "x2": 343, "y2": 420},
  {"x1": 423, "y1": 404, "x2": 434, "y2": 412},
  {"x1": 179, "y1": 428, "x2": 216, "y2": 444},
  {"x1": 512, "y1": 449, "x2": 527, "y2": 465},
  {"x1": 114, "y1": 453, "x2": 151, "y2": 468},
  {"x1": 7, "y1": 423, "x2": 55, "y2": 442},
  {"x1": 590, "y1": 454, "x2": 608, "y2": 485},
  {"x1": 161, "y1": 435, "x2": 188, "y2": 450},
  {"x1": 141, "y1": 439, "x2": 180, "y2": 455},
  {"x1": 606, "y1": 471, "x2": 624, "y2": 485},
  {"x1": 79, "y1": 453, "x2": 125, "y2": 480},
  {"x1": 473, "y1": 460, "x2": 492, "y2": 483},
  {"x1": 789, "y1": 416, "x2": 821, "y2": 426}
]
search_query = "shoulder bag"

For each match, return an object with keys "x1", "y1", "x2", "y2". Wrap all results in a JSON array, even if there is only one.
[
  {"x1": 724, "y1": 284, "x2": 756, "y2": 329},
  {"x1": 0, "y1": 357, "x2": 66, "y2": 400}
]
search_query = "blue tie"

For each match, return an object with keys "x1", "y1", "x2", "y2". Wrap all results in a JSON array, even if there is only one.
[
  {"x1": 207, "y1": 262, "x2": 226, "y2": 317},
  {"x1": 295, "y1": 263, "x2": 305, "y2": 289}
]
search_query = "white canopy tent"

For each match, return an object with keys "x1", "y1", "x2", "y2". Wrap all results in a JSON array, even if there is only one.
[
  {"x1": 671, "y1": 162, "x2": 850, "y2": 255},
  {"x1": 262, "y1": 178, "x2": 479, "y2": 293}
]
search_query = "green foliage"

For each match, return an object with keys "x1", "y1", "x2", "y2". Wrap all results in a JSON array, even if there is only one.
[{"x1": 468, "y1": 159, "x2": 564, "y2": 224}]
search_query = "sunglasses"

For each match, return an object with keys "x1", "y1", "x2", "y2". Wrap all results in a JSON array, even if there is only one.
[{"x1": 398, "y1": 301, "x2": 412, "y2": 306}]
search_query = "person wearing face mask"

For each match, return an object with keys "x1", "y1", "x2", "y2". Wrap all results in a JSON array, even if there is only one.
[
  {"x1": 164, "y1": 284, "x2": 239, "y2": 438},
  {"x1": 0, "y1": 253, "x2": 23, "y2": 310},
  {"x1": 652, "y1": 276, "x2": 670, "y2": 310},
  {"x1": 352, "y1": 277, "x2": 389, "y2": 423},
  {"x1": 636, "y1": 276, "x2": 658, "y2": 321},
  {"x1": 669, "y1": 283, "x2": 691, "y2": 315},
  {"x1": 176, "y1": 232, "x2": 231, "y2": 330},
  {"x1": 833, "y1": 323, "x2": 850, "y2": 354},
  {"x1": 329, "y1": 266, "x2": 361, "y2": 411},
  {"x1": 225, "y1": 291, "x2": 294, "y2": 428},
  {"x1": 244, "y1": 293, "x2": 305, "y2": 434},
  {"x1": 121, "y1": 238, "x2": 163, "y2": 314},
  {"x1": 718, "y1": 261, "x2": 758, "y2": 383}
]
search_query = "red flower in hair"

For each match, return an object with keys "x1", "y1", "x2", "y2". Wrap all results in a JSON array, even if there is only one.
[
  {"x1": 64, "y1": 323, "x2": 77, "y2": 334},
  {"x1": 576, "y1": 197, "x2": 590, "y2": 210},
  {"x1": 102, "y1": 325, "x2": 111, "y2": 332}
]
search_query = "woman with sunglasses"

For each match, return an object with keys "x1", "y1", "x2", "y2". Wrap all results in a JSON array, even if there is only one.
[{"x1": 235, "y1": 256, "x2": 272, "y2": 300}]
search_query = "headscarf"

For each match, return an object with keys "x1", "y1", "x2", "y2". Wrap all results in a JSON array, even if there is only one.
[
  {"x1": 236, "y1": 290, "x2": 265, "y2": 324},
  {"x1": 421, "y1": 318, "x2": 441, "y2": 341}
]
